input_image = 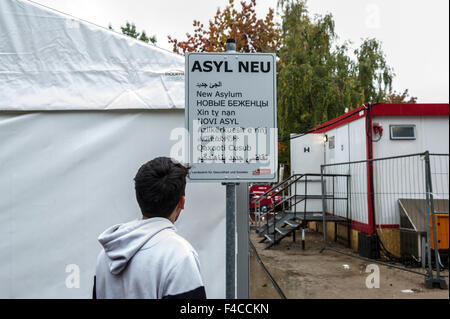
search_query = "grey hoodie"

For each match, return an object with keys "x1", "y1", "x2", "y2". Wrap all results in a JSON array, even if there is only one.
[{"x1": 94, "y1": 217, "x2": 206, "y2": 299}]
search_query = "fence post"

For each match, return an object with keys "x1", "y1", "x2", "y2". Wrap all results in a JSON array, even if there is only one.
[
  {"x1": 321, "y1": 165, "x2": 327, "y2": 252},
  {"x1": 424, "y1": 152, "x2": 434, "y2": 281},
  {"x1": 424, "y1": 151, "x2": 447, "y2": 289},
  {"x1": 346, "y1": 174, "x2": 351, "y2": 248}
]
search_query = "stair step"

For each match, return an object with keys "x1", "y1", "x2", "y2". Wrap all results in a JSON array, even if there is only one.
[
  {"x1": 275, "y1": 227, "x2": 291, "y2": 236},
  {"x1": 264, "y1": 234, "x2": 274, "y2": 243},
  {"x1": 256, "y1": 215, "x2": 295, "y2": 236},
  {"x1": 284, "y1": 220, "x2": 300, "y2": 228},
  {"x1": 256, "y1": 223, "x2": 272, "y2": 233},
  {"x1": 256, "y1": 224, "x2": 273, "y2": 234},
  {"x1": 255, "y1": 225, "x2": 265, "y2": 234}
]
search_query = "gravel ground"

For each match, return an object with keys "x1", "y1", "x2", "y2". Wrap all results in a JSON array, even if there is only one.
[{"x1": 250, "y1": 228, "x2": 449, "y2": 299}]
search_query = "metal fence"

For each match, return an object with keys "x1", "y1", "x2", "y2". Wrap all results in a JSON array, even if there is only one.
[{"x1": 320, "y1": 152, "x2": 448, "y2": 288}]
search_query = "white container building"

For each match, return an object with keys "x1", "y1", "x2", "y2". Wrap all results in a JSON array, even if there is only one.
[{"x1": 290, "y1": 103, "x2": 449, "y2": 236}]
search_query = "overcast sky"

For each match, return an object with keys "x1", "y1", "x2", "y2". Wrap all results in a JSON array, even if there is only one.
[{"x1": 32, "y1": 0, "x2": 449, "y2": 103}]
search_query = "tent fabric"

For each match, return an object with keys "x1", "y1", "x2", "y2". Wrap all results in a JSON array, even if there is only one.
[
  {"x1": 0, "y1": 111, "x2": 226, "y2": 298},
  {"x1": 0, "y1": 0, "x2": 185, "y2": 111},
  {"x1": 0, "y1": 0, "x2": 226, "y2": 298}
]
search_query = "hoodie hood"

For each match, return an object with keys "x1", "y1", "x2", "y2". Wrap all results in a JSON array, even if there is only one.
[{"x1": 98, "y1": 217, "x2": 175, "y2": 275}]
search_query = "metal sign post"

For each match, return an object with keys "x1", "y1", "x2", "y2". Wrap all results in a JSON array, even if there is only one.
[
  {"x1": 236, "y1": 182, "x2": 250, "y2": 298},
  {"x1": 185, "y1": 38, "x2": 277, "y2": 298},
  {"x1": 224, "y1": 39, "x2": 237, "y2": 299},
  {"x1": 224, "y1": 182, "x2": 236, "y2": 298},
  {"x1": 224, "y1": 181, "x2": 249, "y2": 299},
  {"x1": 225, "y1": 39, "x2": 237, "y2": 299}
]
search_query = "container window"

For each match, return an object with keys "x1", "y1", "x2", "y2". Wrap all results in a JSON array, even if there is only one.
[
  {"x1": 329, "y1": 136, "x2": 335, "y2": 149},
  {"x1": 390, "y1": 125, "x2": 416, "y2": 140}
]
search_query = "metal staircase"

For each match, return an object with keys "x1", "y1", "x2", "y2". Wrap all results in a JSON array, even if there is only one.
[{"x1": 253, "y1": 173, "x2": 349, "y2": 248}]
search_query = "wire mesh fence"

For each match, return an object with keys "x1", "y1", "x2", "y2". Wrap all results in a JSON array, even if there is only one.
[
  {"x1": 429, "y1": 154, "x2": 449, "y2": 214},
  {"x1": 320, "y1": 152, "x2": 449, "y2": 284}
]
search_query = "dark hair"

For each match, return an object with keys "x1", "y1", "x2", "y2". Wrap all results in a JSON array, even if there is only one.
[{"x1": 134, "y1": 157, "x2": 189, "y2": 218}]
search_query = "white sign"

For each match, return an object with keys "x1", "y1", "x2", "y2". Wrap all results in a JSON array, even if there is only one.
[{"x1": 185, "y1": 52, "x2": 277, "y2": 182}]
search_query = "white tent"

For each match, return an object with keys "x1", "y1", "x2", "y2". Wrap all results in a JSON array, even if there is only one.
[{"x1": 0, "y1": 0, "x2": 225, "y2": 298}]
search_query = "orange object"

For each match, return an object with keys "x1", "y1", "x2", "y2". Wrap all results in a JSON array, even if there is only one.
[{"x1": 430, "y1": 213, "x2": 449, "y2": 250}]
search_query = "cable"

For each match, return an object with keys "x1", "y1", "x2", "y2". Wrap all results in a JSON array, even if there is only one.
[
  {"x1": 249, "y1": 239, "x2": 287, "y2": 299},
  {"x1": 371, "y1": 126, "x2": 383, "y2": 142},
  {"x1": 375, "y1": 233, "x2": 422, "y2": 268},
  {"x1": 372, "y1": 134, "x2": 382, "y2": 142}
]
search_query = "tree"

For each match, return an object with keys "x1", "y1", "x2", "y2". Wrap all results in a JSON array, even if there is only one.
[
  {"x1": 354, "y1": 38, "x2": 394, "y2": 103},
  {"x1": 168, "y1": 0, "x2": 280, "y2": 53},
  {"x1": 276, "y1": 0, "x2": 396, "y2": 167},
  {"x1": 121, "y1": 21, "x2": 140, "y2": 38},
  {"x1": 109, "y1": 21, "x2": 157, "y2": 44},
  {"x1": 387, "y1": 89, "x2": 418, "y2": 103},
  {"x1": 167, "y1": 0, "x2": 414, "y2": 170}
]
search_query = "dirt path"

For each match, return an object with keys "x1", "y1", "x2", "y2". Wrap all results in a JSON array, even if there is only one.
[{"x1": 250, "y1": 228, "x2": 449, "y2": 299}]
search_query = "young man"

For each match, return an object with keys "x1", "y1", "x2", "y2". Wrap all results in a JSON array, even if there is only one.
[{"x1": 94, "y1": 157, "x2": 206, "y2": 299}]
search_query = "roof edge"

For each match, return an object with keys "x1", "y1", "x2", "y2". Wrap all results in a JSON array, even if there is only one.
[{"x1": 311, "y1": 103, "x2": 449, "y2": 134}]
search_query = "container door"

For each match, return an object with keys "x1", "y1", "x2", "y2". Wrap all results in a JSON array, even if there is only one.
[
  {"x1": 335, "y1": 125, "x2": 350, "y2": 165},
  {"x1": 290, "y1": 133, "x2": 324, "y2": 175},
  {"x1": 290, "y1": 133, "x2": 325, "y2": 213}
]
